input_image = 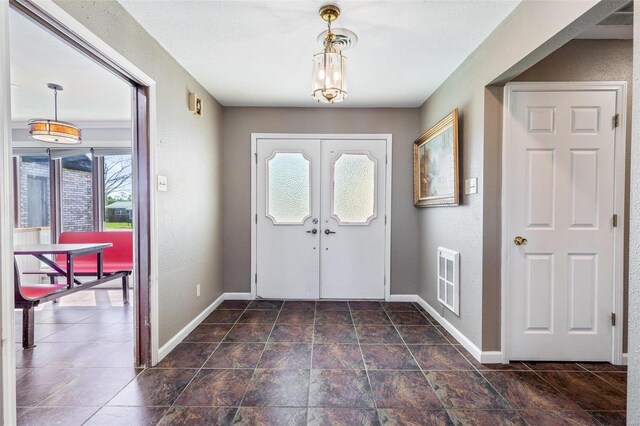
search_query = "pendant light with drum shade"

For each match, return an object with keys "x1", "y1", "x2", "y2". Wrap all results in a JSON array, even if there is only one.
[
  {"x1": 311, "y1": 5, "x2": 357, "y2": 104},
  {"x1": 28, "y1": 83, "x2": 81, "y2": 144}
]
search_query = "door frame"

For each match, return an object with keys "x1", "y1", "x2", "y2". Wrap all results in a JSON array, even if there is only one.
[
  {"x1": 0, "y1": 1, "x2": 160, "y2": 421},
  {"x1": 501, "y1": 81, "x2": 627, "y2": 364},
  {"x1": 251, "y1": 133, "x2": 393, "y2": 301}
]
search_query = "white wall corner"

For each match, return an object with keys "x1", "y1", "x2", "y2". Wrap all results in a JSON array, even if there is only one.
[
  {"x1": 157, "y1": 292, "x2": 225, "y2": 362},
  {"x1": 414, "y1": 294, "x2": 502, "y2": 364}
]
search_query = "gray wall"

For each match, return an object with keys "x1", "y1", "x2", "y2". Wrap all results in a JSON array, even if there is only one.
[
  {"x1": 626, "y1": 2, "x2": 639, "y2": 418},
  {"x1": 417, "y1": 0, "x2": 623, "y2": 350},
  {"x1": 55, "y1": 0, "x2": 225, "y2": 347},
  {"x1": 222, "y1": 107, "x2": 420, "y2": 296},
  {"x1": 514, "y1": 39, "x2": 633, "y2": 351}
]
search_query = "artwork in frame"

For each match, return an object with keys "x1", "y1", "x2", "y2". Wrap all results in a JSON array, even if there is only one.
[{"x1": 413, "y1": 108, "x2": 459, "y2": 207}]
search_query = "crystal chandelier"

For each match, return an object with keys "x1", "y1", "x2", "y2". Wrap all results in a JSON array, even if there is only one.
[{"x1": 311, "y1": 5, "x2": 348, "y2": 104}]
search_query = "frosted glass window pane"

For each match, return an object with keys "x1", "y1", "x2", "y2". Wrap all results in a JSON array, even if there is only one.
[
  {"x1": 267, "y1": 152, "x2": 310, "y2": 224},
  {"x1": 332, "y1": 153, "x2": 376, "y2": 224}
]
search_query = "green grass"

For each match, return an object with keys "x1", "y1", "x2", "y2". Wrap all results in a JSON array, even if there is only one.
[{"x1": 105, "y1": 222, "x2": 132, "y2": 229}]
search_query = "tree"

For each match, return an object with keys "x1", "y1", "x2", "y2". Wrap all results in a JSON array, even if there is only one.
[{"x1": 104, "y1": 156, "x2": 132, "y2": 200}]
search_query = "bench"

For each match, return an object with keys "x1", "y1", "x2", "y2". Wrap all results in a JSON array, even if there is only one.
[{"x1": 15, "y1": 232, "x2": 133, "y2": 348}]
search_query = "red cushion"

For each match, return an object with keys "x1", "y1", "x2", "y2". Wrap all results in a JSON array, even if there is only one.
[
  {"x1": 20, "y1": 284, "x2": 67, "y2": 299},
  {"x1": 55, "y1": 232, "x2": 133, "y2": 272}
]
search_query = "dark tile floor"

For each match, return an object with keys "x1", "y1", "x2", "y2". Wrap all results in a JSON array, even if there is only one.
[{"x1": 15, "y1": 294, "x2": 627, "y2": 425}]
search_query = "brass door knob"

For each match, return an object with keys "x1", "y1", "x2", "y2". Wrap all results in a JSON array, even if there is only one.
[{"x1": 514, "y1": 236, "x2": 528, "y2": 246}]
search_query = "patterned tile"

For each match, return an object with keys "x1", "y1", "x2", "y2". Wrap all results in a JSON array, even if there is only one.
[
  {"x1": 203, "y1": 309, "x2": 243, "y2": 324},
  {"x1": 308, "y1": 408, "x2": 379, "y2": 425},
  {"x1": 356, "y1": 325, "x2": 403, "y2": 344},
  {"x1": 537, "y1": 371, "x2": 626, "y2": 411},
  {"x1": 368, "y1": 370, "x2": 442, "y2": 409},
  {"x1": 578, "y1": 363, "x2": 626, "y2": 372},
  {"x1": 247, "y1": 300, "x2": 284, "y2": 310},
  {"x1": 155, "y1": 342, "x2": 217, "y2": 368},
  {"x1": 588, "y1": 410, "x2": 626, "y2": 426},
  {"x1": 175, "y1": 369, "x2": 253, "y2": 406},
  {"x1": 396, "y1": 325, "x2": 449, "y2": 345},
  {"x1": 434, "y1": 326, "x2": 459, "y2": 344},
  {"x1": 242, "y1": 369, "x2": 310, "y2": 407},
  {"x1": 184, "y1": 324, "x2": 232, "y2": 343},
  {"x1": 455, "y1": 345, "x2": 530, "y2": 371},
  {"x1": 381, "y1": 302, "x2": 419, "y2": 312},
  {"x1": 517, "y1": 409, "x2": 599, "y2": 425},
  {"x1": 377, "y1": 409, "x2": 452, "y2": 426},
  {"x1": 204, "y1": 343, "x2": 265, "y2": 369},
  {"x1": 425, "y1": 371, "x2": 511, "y2": 410},
  {"x1": 524, "y1": 362, "x2": 585, "y2": 371},
  {"x1": 409, "y1": 345, "x2": 474, "y2": 370},
  {"x1": 309, "y1": 369, "x2": 375, "y2": 408},
  {"x1": 257, "y1": 343, "x2": 312, "y2": 369},
  {"x1": 312, "y1": 344, "x2": 364, "y2": 369},
  {"x1": 282, "y1": 301, "x2": 316, "y2": 311},
  {"x1": 17, "y1": 407, "x2": 98, "y2": 426},
  {"x1": 234, "y1": 407, "x2": 306, "y2": 425},
  {"x1": 316, "y1": 310, "x2": 353, "y2": 325},
  {"x1": 314, "y1": 324, "x2": 358, "y2": 343},
  {"x1": 85, "y1": 407, "x2": 168, "y2": 426},
  {"x1": 224, "y1": 323, "x2": 273, "y2": 343},
  {"x1": 594, "y1": 372, "x2": 627, "y2": 392},
  {"x1": 238, "y1": 309, "x2": 279, "y2": 324},
  {"x1": 349, "y1": 301, "x2": 384, "y2": 311},
  {"x1": 276, "y1": 310, "x2": 315, "y2": 325},
  {"x1": 483, "y1": 371, "x2": 583, "y2": 410},
  {"x1": 108, "y1": 369, "x2": 197, "y2": 406},
  {"x1": 158, "y1": 407, "x2": 237, "y2": 425},
  {"x1": 360, "y1": 344, "x2": 418, "y2": 370},
  {"x1": 387, "y1": 311, "x2": 430, "y2": 325},
  {"x1": 217, "y1": 300, "x2": 251, "y2": 310},
  {"x1": 316, "y1": 301, "x2": 350, "y2": 311},
  {"x1": 446, "y1": 409, "x2": 526, "y2": 425},
  {"x1": 268, "y1": 325, "x2": 314, "y2": 343},
  {"x1": 351, "y1": 310, "x2": 391, "y2": 325}
]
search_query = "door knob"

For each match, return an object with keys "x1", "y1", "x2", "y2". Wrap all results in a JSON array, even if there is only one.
[
  {"x1": 514, "y1": 236, "x2": 528, "y2": 246},
  {"x1": 324, "y1": 229, "x2": 336, "y2": 235},
  {"x1": 306, "y1": 229, "x2": 318, "y2": 235}
]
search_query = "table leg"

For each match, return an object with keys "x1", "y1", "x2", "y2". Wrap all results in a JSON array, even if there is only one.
[
  {"x1": 97, "y1": 251, "x2": 104, "y2": 279},
  {"x1": 66, "y1": 254, "x2": 75, "y2": 288},
  {"x1": 122, "y1": 274, "x2": 129, "y2": 305},
  {"x1": 23, "y1": 308, "x2": 35, "y2": 349}
]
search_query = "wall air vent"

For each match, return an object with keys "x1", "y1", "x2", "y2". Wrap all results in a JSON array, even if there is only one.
[{"x1": 437, "y1": 247, "x2": 460, "y2": 316}]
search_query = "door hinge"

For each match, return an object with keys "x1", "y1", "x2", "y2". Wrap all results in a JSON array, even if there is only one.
[
  {"x1": 613, "y1": 114, "x2": 620, "y2": 128},
  {"x1": 255, "y1": 213, "x2": 258, "y2": 224},
  {"x1": 254, "y1": 153, "x2": 258, "y2": 163},
  {"x1": 611, "y1": 312, "x2": 616, "y2": 326},
  {"x1": 385, "y1": 215, "x2": 387, "y2": 225},
  {"x1": 385, "y1": 154, "x2": 388, "y2": 165},
  {"x1": 254, "y1": 273, "x2": 257, "y2": 284},
  {"x1": 613, "y1": 214, "x2": 618, "y2": 228}
]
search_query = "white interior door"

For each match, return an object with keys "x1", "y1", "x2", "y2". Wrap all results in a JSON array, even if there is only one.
[
  {"x1": 256, "y1": 139, "x2": 320, "y2": 299},
  {"x1": 506, "y1": 87, "x2": 618, "y2": 361},
  {"x1": 320, "y1": 139, "x2": 386, "y2": 299},
  {"x1": 255, "y1": 136, "x2": 387, "y2": 300}
]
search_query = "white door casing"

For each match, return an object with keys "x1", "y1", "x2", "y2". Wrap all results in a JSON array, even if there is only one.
[
  {"x1": 251, "y1": 134, "x2": 392, "y2": 301},
  {"x1": 502, "y1": 82, "x2": 626, "y2": 363}
]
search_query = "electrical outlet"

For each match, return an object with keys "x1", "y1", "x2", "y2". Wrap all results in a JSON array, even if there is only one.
[{"x1": 196, "y1": 284, "x2": 201, "y2": 298}]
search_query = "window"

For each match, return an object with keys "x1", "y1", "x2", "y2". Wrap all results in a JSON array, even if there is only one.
[
  {"x1": 266, "y1": 151, "x2": 311, "y2": 225},
  {"x1": 103, "y1": 154, "x2": 133, "y2": 231},
  {"x1": 331, "y1": 152, "x2": 377, "y2": 225},
  {"x1": 15, "y1": 156, "x2": 51, "y2": 229},
  {"x1": 61, "y1": 154, "x2": 94, "y2": 232}
]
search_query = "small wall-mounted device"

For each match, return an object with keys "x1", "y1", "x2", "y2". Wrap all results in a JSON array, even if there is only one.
[{"x1": 189, "y1": 92, "x2": 203, "y2": 117}]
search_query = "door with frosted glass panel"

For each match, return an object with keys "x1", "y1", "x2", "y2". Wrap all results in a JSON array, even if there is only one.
[
  {"x1": 256, "y1": 139, "x2": 321, "y2": 299},
  {"x1": 256, "y1": 137, "x2": 386, "y2": 299},
  {"x1": 320, "y1": 139, "x2": 386, "y2": 299}
]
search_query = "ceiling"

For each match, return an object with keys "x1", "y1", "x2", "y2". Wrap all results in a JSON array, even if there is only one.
[
  {"x1": 9, "y1": 8, "x2": 132, "y2": 122},
  {"x1": 119, "y1": 0, "x2": 520, "y2": 108},
  {"x1": 578, "y1": 2, "x2": 633, "y2": 39}
]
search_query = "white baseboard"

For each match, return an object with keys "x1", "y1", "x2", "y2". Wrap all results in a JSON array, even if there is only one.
[
  {"x1": 157, "y1": 292, "x2": 225, "y2": 362},
  {"x1": 413, "y1": 294, "x2": 503, "y2": 364},
  {"x1": 387, "y1": 294, "x2": 418, "y2": 302},
  {"x1": 225, "y1": 292, "x2": 253, "y2": 300}
]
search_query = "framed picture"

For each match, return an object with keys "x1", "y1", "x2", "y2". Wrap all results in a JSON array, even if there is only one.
[{"x1": 413, "y1": 109, "x2": 459, "y2": 207}]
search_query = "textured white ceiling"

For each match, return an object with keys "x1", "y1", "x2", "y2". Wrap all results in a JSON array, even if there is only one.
[
  {"x1": 119, "y1": 0, "x2": 520, "y2": 108},
  {"x1": 9, "y1": 8, "x2": 132, "y2": 122}
]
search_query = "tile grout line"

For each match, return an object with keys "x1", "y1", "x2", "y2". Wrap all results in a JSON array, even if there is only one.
[
  {"x1": 231, "y1": 301, "x2": 284, "y2": 424},
  {"x1": 306, "y1": 301, "x2": 317, "y2": 423},
  {"x1": 384, "y1": 305, "x2": 453, "y2": 423},
  {"x1": 349, "y1": 302, "x2": 379, "y2": 418}
]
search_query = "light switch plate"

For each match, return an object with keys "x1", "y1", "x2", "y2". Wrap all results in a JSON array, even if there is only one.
[
  {"x1": 157, "y1": 175, "x2": 168, "y2": 192},
  {"x1": 464, "y1": 177, "x2": 478, "y2": 195}
]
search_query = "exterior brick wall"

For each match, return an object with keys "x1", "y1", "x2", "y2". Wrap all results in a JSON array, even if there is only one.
[
  {"x1": 62, "y1": 168, "x2": 93, "y2": 231},
  {"x1": 18, "y1": 159, "x2": 50, "y2": 228}
]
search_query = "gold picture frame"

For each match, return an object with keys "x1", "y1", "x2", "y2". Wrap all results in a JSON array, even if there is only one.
[{"x1": 413, "y1": 109, "x2": 459, "y2": 207}]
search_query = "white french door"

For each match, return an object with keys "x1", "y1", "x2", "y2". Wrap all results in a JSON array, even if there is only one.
[
  {"x1": 255, "y1": 135, "x2": 389, "y2": 300},
  {"x1": 504, "y1": 83, "x2": 625, "y2": 361}
]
